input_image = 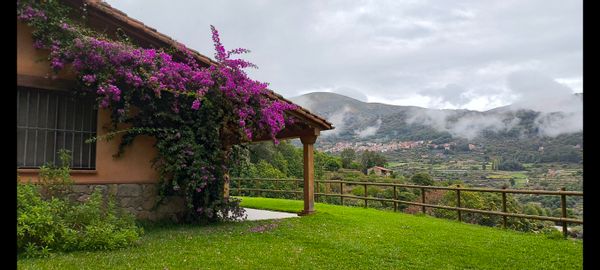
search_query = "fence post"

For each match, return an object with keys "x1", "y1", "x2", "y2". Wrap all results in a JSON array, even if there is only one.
[
  {"x1": 421, "y1": 187, "x2": 426, "y2": 214},
  {"x1": 295, "y1": 179, "x2": 299, "y2": 200},
  {"x1": 364, "y1": 183, "x2": 368, "y2": 208},
  {"x1": 393, "y1": 186, "x2": 398, "y2": 212},
  {"x1": 340, "y1": 182, "x2": 344, "y2": 206},
  {"x1": 502, "y1": 186, "x2": 507, "y2": 228},
  {"x1": 456, "y1": 185, "x2": 462, "y2": 222},
  {"x1": 561, "y1": 187, "x2": 568, "y2": 238}
]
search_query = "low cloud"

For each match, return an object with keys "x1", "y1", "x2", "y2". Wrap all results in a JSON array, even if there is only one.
[
  {"x1": 507, "y1": 70, "x2": 582, "y2": 137},
  {"x1": 406, "y1": 110, "x2": 519, "y2": 140},
  {"x1": 355, "y1": 119, "x2": 382, "y2": 138},
  {"x1": 405, "y1": 71, "x2": 582, "y2": 139},
  {"x1": 321, "y1": 106, "x2": 352, "y2": 137},
  {"x1": 534, "y1": 112, "x2": 582, "y2": 137}
]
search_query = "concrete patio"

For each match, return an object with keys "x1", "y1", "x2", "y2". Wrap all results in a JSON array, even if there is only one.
[{"x1": 242, "y1": 208, "x2": 299, "y2": 221}]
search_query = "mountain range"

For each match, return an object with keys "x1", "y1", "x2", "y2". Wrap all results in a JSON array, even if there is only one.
[{"x1": 289, "y1": 92, "x2": 582, "y2": 163}]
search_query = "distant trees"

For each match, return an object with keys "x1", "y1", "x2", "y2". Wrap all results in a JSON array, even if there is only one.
[
  {"x1": 324, "y1": 158, "x2": 342, "y2": 172},
  {"x1": 411, "y1": 172, "x2": 434, "y2": 186},
  {"x1": 498, "y1": 160, "x2": 524, "y2": 171},
  {"x1": 431, "y1": 134, "x2": 452, "y2": 144},
  {"x1": 340, "y1": 148, "x2": 356, "y2": 169},
  {"x1": 232, "y1": 140, "x2": 334, "y2": 179},
  {"x1": 359, "y1": 150, "x2": 387, "y2": 172},
  {"x1": 454, "y1": 142, "x2": 470, "y2": 152}
]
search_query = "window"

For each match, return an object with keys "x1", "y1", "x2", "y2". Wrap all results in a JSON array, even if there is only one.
[{"x1": 17, "y1": 86, "x2": 97, "y2": 169}]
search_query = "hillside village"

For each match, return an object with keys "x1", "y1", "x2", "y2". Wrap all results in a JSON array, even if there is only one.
[{"x1": 320, "y1": 140, "x2": 464, "y2": 153}]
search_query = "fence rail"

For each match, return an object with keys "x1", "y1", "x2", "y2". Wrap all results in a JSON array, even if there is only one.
[{"x1": 232, "y1": 178, "x2": 583, "y2": 237}]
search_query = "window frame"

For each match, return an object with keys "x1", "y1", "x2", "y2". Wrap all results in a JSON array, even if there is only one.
[{"x1": 17, "y1": 84, "x2": 98, "y2": 170}]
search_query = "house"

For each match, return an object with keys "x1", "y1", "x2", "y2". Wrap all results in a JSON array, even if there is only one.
[
  {"x1": 443, "y1": 143, "x2": 452, "y2": 150},
  {"x1": 367, "y1": 166, "x2": 393, "y2": 177},
  {"x1": 17, "y1": 0, "x2": 333, "y2": 220}
]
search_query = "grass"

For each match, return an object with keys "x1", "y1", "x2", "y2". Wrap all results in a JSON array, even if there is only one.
[
  {"x1": 18, "y1": 197, "x2": 582, "y2": 269},
  {"x1": 510, "y1": 173, "x2": 528, "y2": 179}
]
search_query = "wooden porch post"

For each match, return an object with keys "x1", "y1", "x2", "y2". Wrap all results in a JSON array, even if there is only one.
[{"x1": 300, "y1": 134, "x2": 318, "y2": 215}]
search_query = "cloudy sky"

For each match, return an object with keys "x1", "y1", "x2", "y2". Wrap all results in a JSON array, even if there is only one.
[{"x1": 105, "y1": 0, "x2": 582, "y2": 111}]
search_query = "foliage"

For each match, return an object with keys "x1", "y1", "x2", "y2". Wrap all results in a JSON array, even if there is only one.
[
  {"x1": 17, "y1": 183, "x2": 68, "y2": 258},
  {"x1": 255, "y1": 160, "x2": 287, "y2": 179},
  {"x1": 498, "y1": 160, "x2": 525, "y2": 171},
  {"x1": 18, "y1": 152, "x2": 142, "y2": 258},
  {"x1": 18, "y1": 0, "x2": 298, "y2": 222},
  {"x1": 340, "y1": 148, "x2": 356, "y2": 168},
  {"x1": 37, "y1": 149, "x2": 73, "y2": 199},
  {"x1": 324, "y1": 157, "x2": 342, "y2": 172},
  {"x1": 431, "y1": 185, "x2": 551, "y2": 232},
  {"x1": 410, "y1": 172, "x2": 434, "y2": 186},
  {"x1": 18, "y1": 183, "x2": 142, "y2": 257},
  {"x1": 359, "y1": 150, "x2": 387, "y2": 172}
]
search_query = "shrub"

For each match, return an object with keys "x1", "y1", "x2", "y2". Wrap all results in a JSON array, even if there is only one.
[
  {"x1": 17, "y1": 151, "x2": 142, "y2": 257},
  {"x1": 367, "y1": 186, "x2": 384, "y2": 198},
  {"x1": 351, "y1": 186, "x2": 365, "y2": 197},
  {"x1": 38, "y1": 149, "x2": 74, "y2": 199},
  {"x1": 17, "y1": 183, "x2": 143, "y2": 257},
  {"x1": 17, "y1": 183, "x2": 69, "y2": 257}
]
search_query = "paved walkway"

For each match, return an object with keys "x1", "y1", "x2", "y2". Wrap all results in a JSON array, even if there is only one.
[{"x1": 243, "y1": 208, "x2": 299, "y2": 221}]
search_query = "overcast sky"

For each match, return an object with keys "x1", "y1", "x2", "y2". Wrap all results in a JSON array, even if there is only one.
[{"x1": 105, "y1": 0, "x2": 582, "y2": 111}]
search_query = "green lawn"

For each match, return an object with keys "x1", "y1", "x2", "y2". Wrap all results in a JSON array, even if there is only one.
[{"x1": 18, "y1": 197, "x2": 582, "y2": 269}]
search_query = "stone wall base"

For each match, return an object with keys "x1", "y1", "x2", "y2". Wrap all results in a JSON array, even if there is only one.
[{"x1": 66, "y1": 183, "x2": 186, "y2": 222}]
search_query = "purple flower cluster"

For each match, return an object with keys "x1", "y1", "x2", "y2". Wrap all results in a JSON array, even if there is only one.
[
  {"x1": 18, "y1": 5, "x2": 46, "y2": 22},
  {"x1": 96, "y1": 84, "x2": 121, "y2": 107},
  {"x1": 23, "y1": 4, "x2": 297, "y2": 143},
  {"x1": 82, "y1": 74, "x2": 96, "y2": 85},
  {"x1": 193, "y1": 166, "x2": 216, "y2": 193},
  {"x1": 191, "y1": 99, "x2": 201, "y2": 110},
  {"x1": 259, "y1": 101, "x2": 298, "y2": 144}
]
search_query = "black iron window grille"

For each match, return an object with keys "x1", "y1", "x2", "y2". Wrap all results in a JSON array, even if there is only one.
[{"x1": 17, "y1": 86, "x2": 97, "y2": 169}]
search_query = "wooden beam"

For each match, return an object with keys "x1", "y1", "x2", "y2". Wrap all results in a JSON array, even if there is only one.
[
  {"x1": 17, "y1": 74, "x2": 76, "y2": 91},
  {"x1": 299, "y1": 134, "x2": 318, "y2": 215},
  {"x1": 250, "y1": 126, "x2": 320, "y2": 143}
]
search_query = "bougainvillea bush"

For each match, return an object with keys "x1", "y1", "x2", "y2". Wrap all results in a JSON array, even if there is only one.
[{"x1": 17, "y1": 0, "x2": 297, "y2": 222}]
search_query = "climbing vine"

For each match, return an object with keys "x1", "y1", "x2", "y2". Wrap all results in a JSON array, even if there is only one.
[{"x1": 17, "y1": 0, "x2": 297, "y2": 222}]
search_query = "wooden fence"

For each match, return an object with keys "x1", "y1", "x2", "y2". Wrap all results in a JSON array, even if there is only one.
[{"x1": 231, "y1": 178, "x2": 583, "y2": 238}]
